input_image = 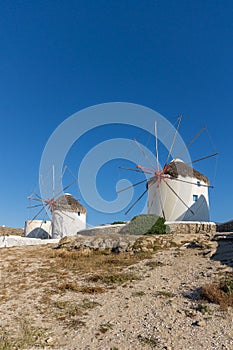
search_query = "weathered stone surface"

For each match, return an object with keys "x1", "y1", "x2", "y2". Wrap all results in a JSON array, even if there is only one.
[
  {"x1": 54, "y1": 232, "x2": 217, "y2": 255},
  {"x1": 167, "y1": 222, "x2": 216, "y2": 235},
  {"x1": 77, "y1": 224, "x2": 126, "y2": 236}
]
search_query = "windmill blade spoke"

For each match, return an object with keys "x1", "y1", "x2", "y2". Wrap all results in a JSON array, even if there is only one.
[
  {"x1": 27, "y1": 204, "x2": 45, "y2": 209},
  {"x1": 154, "y1": 121, "x2": 160, "y2": 170},
  {"x1": 165, "y1": 115, "x2": 182, "y2": 165},
  {"x1": 168, "y1": 175, "x2": 214, "y2": 188},
  {"x1": 133, "y1": 138, "x2": 156, "y2": 170},
  {"x1": 53, "y1": 179, "x2": 79, "y2": 200},
  {"x1": 117, "y1": 179, "x2": 148, "y2": 194},
  {"x1": 62, "y1": 165, "x2": 68, "y2": 179},
  {"x1": 39, "y1": 211, "x2": 50, "y2": 229},
  {"x1": 163, "y1": 179, "x2": 195, "y2": 215},
  {"x1": 27, "y1": 196, "x2": 44, "y2": 202},
  {"x1": 125, "y1": 188, "x2": 148, "y2": 215},
  {"x1": 118, "y1": 166, "x2": 153, "y2": 174},
  {"x1": 29, "y1": 203, "x2": 49, "y2": 223},
  {"x1": 187, "y1": 152, "x2": 219, "y2": 165},
  {"x1": 176, "y1": 125, "x2": 206, "y2": 159},
  {"x1": 33, "y1": 193, "x2": 43, "y2": 200},
  {"x1": 40, "y1": 174, "x2": 50, "y2": 199}
]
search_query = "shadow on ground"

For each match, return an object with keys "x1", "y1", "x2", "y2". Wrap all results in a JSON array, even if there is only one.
[{"x1": 212, "y1": 233, "x2": 233, "y2": 268}]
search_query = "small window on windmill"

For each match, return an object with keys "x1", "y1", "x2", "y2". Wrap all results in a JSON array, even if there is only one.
[
  {"x1": 193, "y1": 194, "x2": 198, "y2": 202},
  {"x1": 77, "y1": 212, "x2": 81, "y2": 216},
  {"x1": 197, "y1": 181, "x2": 201, "y2": 187}
]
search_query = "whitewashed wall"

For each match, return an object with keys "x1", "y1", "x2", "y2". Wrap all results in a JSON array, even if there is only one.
[
  {"x1": 148, "y1": 175, "x2": 210, "y2": 222},
  {"x1": 24, "y1": 220, "x2": 52, "y2": 239},
  {"x1": 52, "y1": 210, "x2": 86, "y2": 238}
]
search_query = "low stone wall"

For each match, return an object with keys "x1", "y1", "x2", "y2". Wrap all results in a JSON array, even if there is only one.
[
  {"x1": 78, "y1": 222, "x2": 217, "y2": 236},
  {"x1": 217, "y1": 220, "x2": 233, "y2": 232},
  {"x1": 77, "y1": 224, "x2": 126, "y2": 236},
  {"x1": 166, "y1": 221, "x2": 216, "y2": 235}
]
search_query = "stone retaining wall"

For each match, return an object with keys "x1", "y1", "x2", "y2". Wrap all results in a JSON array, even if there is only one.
[
  {"x1": 78, "y1": 222, "x2": 217, "y2": 236},
  {"x1": 166, "y1": 221, "x2": 216, "y2": 235},
  {"x1": 78, "y1": 224, "x2": 126, "y2": 236}
]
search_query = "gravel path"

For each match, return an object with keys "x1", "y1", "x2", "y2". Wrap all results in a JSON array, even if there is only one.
[
  {"x1": 1, "y1": 239, "x2": 233, "y2": 350},
  {"x1": 57, "y1": 247, "x2": 233, "y2": 350}
]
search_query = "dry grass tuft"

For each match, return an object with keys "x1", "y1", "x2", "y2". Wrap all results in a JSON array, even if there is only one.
[
  {"x1": 53, "y1": 299, "x2": 100, "y2": 329},
  {"x1": 144, "y1": 260, "x2": 165, "y2": 269},
  {"x1": 98, "y1": 322, "x2": 114, "y2": 334},
  {"x1": 0, "y1": 320, "x2": 50, "y2": 350},
  {"x1": 200, "y1": 272, "x2": 233, "y2": 310},
  {"x1": 86, "y1": 272, "x2": 140, "y2": 285},
  {"x1": 59, "y1": 282, "x2": 106, "y2": 294}
]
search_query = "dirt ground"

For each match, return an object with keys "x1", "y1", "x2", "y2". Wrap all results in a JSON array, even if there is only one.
[
  {"x1": 0, "y1": 227, "x2": 24, "y2": 237},
  {"x1": 0, "y1": 239, "x2": 233, "y2": 350}
]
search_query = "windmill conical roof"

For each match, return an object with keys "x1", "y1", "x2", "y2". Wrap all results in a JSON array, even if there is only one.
[
  {"x1": 53, "y1": 194, "x2": 86, "y2": 213},
  {"x1": 164, "y1": 159, "x2": 209, "y2": 184}
]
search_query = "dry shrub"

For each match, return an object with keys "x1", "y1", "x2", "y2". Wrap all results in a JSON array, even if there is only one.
[
  {"x1": 86, "y1": 272, "x2": 139, "y2": 285},
  {"x1": 59, "y1": 282, "x2": 105, "y2": 294},
  {"x1": 201, "y1": 272, "x2": 233, "y2": 310}
]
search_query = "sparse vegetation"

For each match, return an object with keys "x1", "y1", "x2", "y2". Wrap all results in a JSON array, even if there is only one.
[
  {"x1": 87, "y1": 272, "x2": 140, "y2": 285},
  {"x1": 0, "y1": 226, "x2": 24, "y2": 237},
  {"x1": 196, "y1": 303, "x2": 211, "y2": 315},
  {"x1": 0, "y1": 245, "x2": 155, "y2": 348},
  {"x1": 137, "y1": 334, "x2": 158, "y2": 347},
  {"x1": 0, "y1": 320, "x2": 50, "y2": 350},
  {"x1": 132, "y1": 291, "x2": 145, "y2": 297},
  {"x1": 53, "y1": 299, "x2": 100, "y2": 329},
  {"x1": 98, "y1": 322, "x2": 114, "y2": 334},
  {"x1": 200, "y1": 272, "x2": 233, "y2": 310},
  {"x1": 145, "y1": 260, "x2": 165, "y2": 269},
  {"x1": 58, "y1": 282, "x2": 106, "y2": 294},
  {"x1": 153, "y1": 290, "x2": 176, "y2": 298}
]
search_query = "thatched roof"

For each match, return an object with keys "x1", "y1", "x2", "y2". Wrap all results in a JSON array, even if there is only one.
[
  {"x1": 147, "y1": 159, "x2": 209, "y2": 185},
  {"x1": 53, "y1": 194, "x2": 86, "y2": 214},
  {"x1": 164, "y1": 159, "x2": 209, "y2": 184}
]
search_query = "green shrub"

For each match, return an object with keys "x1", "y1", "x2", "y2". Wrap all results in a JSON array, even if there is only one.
[
  {"x1": 120, "y1": 215, "x2": 169, "y2": 235},
  {"x1": 145, "y1": 217, "x2": 169, "y2": 235},
  {"x1": 120, "y1": 214, "x2": 157, "y2": 235}
]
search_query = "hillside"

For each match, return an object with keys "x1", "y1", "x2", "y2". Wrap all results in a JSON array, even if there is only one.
[
  {"x1": 0, "y1": 226, "x2": 24, "y2": 237},
  {"x1": 0, "y1": 232, "x2": 233, "y2": 349}
]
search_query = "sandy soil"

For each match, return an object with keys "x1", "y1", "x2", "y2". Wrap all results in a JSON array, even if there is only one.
[{"x1": 0, "y1": 239, "x2": 233, "y2": 350}]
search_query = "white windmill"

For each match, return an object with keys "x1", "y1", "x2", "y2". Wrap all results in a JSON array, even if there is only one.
[
  {"x1": 25, "y1": 166, "x2": 86, "y2": 239},
  {"x1": 119, "y1": 116, "x2": 218, "y2": 222}
]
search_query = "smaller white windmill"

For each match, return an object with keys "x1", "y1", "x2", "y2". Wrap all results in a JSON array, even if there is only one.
[{"x1": 26, "y1": 166, "x2": 86, "y2": 239}]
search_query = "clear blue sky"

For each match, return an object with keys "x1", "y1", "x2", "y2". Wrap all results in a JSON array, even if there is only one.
[{"x1": 0, "y1": 0, "x2": 232, "y2": 227}]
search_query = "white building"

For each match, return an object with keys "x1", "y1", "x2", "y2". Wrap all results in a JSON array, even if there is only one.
[
  {"x1": 147, "y1": 159, "x2": 210, "y2": 222},
  {"x1": 24, "y1": 220, "x2": 52, "y2": 239},
  {"x1": 51, "y1": 193, "x2": 86, "y2": 239}
]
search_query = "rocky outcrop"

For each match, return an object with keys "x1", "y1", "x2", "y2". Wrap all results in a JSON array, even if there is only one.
[{"x1": 54, "y1": 232, "x2": 217, "y2": 257}]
